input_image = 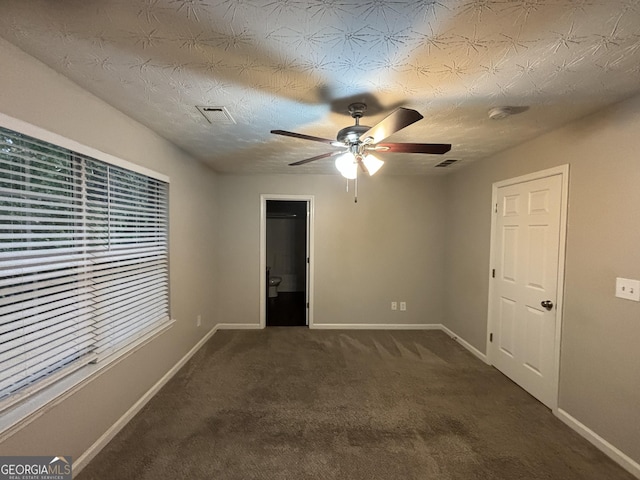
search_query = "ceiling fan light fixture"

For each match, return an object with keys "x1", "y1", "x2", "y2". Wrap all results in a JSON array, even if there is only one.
[
  {"x1": 335, "y1": 152, "x2": 357, "y2": 179},
  {"x1": 362, "y1": 154, "x2": 384, "y2": 176}
]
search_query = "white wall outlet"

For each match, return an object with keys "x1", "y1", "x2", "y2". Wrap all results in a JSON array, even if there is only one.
[
  {"x1": 196, "y1": 314, "x2": 202, "y2": 327},
  {"x1": 400, "y1": 301, "x2": 407, "y2": 311},
  {"x1": 391, "y1": 301, "x2": 397, "y2": 311},
  {"x1": 615, "y1": 278, "x2": 640, "y2": 301}
]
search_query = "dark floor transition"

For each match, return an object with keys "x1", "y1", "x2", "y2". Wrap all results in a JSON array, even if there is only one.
[{"x1": 267, "y1": 291, "x2": 306, "y2": 326}]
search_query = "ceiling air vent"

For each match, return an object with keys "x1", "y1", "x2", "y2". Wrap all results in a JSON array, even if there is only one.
[
  {"x1": 196, "y1": 106, "x2": 236, "y2": 124},
  {"x1": 435, "y1": 159, "x2": 458, "y2": 168}
]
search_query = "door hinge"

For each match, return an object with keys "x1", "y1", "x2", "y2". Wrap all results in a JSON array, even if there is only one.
[
  {"x1": 489, "y1": 333, "x2": 493, "y2": 342},
  {"x1": 492, "y1": 269, "x2": 495, "y2": 278},
  {"x1": 306, "y1": 302, "x2": 309, "y2": 308},
  {"x1": 494, "y1": 203, "x2": 498, "y2": 213},
  {"x1": 306, "y1": 257, "x2": 310, "y2": 264}
]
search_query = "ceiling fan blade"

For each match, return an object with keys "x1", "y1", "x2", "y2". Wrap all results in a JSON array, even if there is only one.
[
  {"x1": 271, "y1": 130, "x2": 338, "y2": 145},
  {"x1": 373, "y1": 143, "x2": 452, "y2": 154},
  {"x1": 289, "y1": 150, "x2": 345, "y2": 166},
  {"x1": 359, "y1": 107, "x2": 424, "y2": 143}
]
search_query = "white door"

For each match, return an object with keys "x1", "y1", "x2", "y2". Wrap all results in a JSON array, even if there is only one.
[{"x1": 488, "y1": 168, "x2": 567, "y2": 409}]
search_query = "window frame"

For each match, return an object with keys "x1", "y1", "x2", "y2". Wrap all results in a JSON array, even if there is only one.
[{"x1": 0, "y1": 112, "x2": 173, "y2": 439}]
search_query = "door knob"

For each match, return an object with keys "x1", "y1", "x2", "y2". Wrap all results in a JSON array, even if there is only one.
[{"x1": 541, "y1": 300, "x2": 554, "y2": 311}]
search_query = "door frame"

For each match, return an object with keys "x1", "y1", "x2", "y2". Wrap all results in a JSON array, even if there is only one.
[
  {"x1": 486, "y1": 165, "x2": 569, "y2": 411},
  {"x1": 259, "y1": 194, "x2": 315, "y2": 329}
]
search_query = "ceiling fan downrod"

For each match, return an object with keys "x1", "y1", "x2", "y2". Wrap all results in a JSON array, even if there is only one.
[{"x1": 337, "y1": 104, "x2": 371, "y2": 144}]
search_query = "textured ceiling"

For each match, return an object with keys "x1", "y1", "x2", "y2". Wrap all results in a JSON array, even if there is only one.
[{"x1": 1, "y1": 0, "x2": 639, "y2": 175}]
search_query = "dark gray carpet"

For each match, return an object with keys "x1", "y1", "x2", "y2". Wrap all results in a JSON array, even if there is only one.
[{"x1": 77, "y1": 329, "x2": 635, "y2": 480}]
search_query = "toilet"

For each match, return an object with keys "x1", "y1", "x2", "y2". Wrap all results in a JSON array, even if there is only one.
[{"x1": 268, "y1": 276, "x2": 282, "y2": 298}]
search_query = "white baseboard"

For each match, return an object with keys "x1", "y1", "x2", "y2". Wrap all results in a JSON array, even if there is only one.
[
  {"x1": 73, "y1": 324, "x2": 220, "y2": 477},
  {"x1": 439, "y1": 325, "x2": 488, "y2": 364},
  {"x1": 311, "y1": 323, "x2": 442, "y2": 330},
  {"x1": 555, "y1": 408, "x2": 640, "y2": 479},
  {"x1": 217, "y1": 323, "x2": 262, "y2": 330}
]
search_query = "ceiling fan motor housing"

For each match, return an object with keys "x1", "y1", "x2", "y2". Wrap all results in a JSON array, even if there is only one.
[
  {"x1": 336, "y1": 103, "x2": 372, "y2": 144},
  {"x1": 336, "y1": 124, "x2": 371, "y2": 144}
]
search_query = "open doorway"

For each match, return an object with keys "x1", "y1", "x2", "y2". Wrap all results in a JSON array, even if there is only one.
[{"x1": 260, "y1": 195, "x2": 314, "y2": 328}]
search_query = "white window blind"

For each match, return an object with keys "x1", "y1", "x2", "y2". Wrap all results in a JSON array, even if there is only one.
[{"x1": 0, "y1": 126, "x2": 169, "y2": 405}]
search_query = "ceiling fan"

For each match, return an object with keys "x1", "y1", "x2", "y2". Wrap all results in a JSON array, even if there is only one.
[{"x1": 270, "y1": 102, "x2": 452, "y2": 179}]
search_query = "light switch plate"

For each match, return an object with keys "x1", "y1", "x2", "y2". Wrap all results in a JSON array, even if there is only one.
[{"x1": 615, "y1": 277, "x2": 640, "y2": 301}]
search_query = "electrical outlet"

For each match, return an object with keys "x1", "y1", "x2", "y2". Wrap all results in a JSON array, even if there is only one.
[
  {"x1": 615, "y1": 278, "x2": 640, "y2": 301},
  {"x1": 400, "y1": 302, "x2": 407, "y2": 311},
  {"x1": 391, "y1": 301, "x2": 397, "y2": 311},
  {"x1": 196, "y1": 314, "x2": 202, "y2": 327}
]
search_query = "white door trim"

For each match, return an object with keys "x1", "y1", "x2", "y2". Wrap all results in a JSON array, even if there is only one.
[
  {"x1": 259, "y1": 194, "x2": 315, "y2": 329},
  {"x1": 486, "y1": 165, "x2": 569, "y2": 412}
]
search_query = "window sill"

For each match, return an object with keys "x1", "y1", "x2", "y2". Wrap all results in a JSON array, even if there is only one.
[{"x1": 0, "y1": 319, "x2": 175, "y2": 442}]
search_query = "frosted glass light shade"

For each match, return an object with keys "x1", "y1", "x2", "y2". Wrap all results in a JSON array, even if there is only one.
[
  {"x1": 335, "y1": 152, "x2": 357, "y2": 179},
  {"x1": 362, "y1": 154, "x2": 384, "y2": 175}
]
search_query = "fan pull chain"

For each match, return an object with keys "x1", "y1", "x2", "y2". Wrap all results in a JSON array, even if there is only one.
[{"x1": 354, "y1": 173, "x2": 358, "y2": 203}]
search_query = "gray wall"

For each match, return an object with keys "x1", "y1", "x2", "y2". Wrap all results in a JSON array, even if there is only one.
[
  {"x1": 217, "y1": 174, "x2": 447, "y2": 327},
  {"x1": 444, "y1": 93, "x2": 640, "y2": 463},
  {"x1": 0, "y1": 39, "x2": 220, "y2": 458}
]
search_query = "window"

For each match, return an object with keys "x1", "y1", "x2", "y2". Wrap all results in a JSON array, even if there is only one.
[{"x1": 0, "y1": 125, "x2": 170, "y2": 410}]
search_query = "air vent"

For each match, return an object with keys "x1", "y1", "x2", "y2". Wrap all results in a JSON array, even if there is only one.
[
  {"x1": 196, "y1": 106, "x2": 236, "y2": 124},
  {"x1": 435, "y1": 159, "x2": 458, "y2": 167}
]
